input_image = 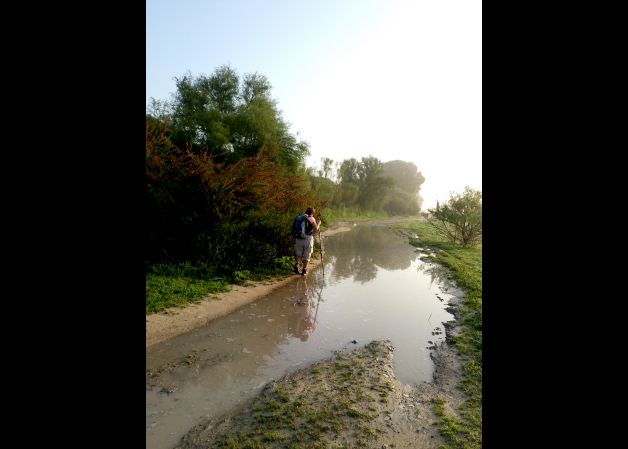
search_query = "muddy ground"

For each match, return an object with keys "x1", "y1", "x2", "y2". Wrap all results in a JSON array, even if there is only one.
[
  {"x1": 175, "y1": 331, "x2": 465, "y2": 448},
  {"x1": 147, "y1": 218, "x2": 467, "y2": 448}
]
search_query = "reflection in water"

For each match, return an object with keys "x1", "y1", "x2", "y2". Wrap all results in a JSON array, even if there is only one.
[
  {"x1": 287, "y1": 277, "x2": 316, "y2": 341},
  {"x1": 416, "y1": 258, "x2": 460, "y2": 294},
  {"x1": 325, "y1": 225, "x2": 418, "y2": 283},
  {"x1": 146, "y1": 224, "x2": 457, "y2": 449}
]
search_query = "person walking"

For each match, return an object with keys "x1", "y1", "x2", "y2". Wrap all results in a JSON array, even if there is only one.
[{"x1": 293, "y1": 207, "x2": 321, "y2": 276}]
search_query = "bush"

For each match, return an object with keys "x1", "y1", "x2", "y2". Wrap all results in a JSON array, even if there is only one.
[{"x1": 428, "y1": 187, "x2": 482, "y2": 247}]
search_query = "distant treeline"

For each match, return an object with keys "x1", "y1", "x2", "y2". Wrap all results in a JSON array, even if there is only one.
[{"x1": 146, "y1": 65, "x2": 424, "y2": 273}]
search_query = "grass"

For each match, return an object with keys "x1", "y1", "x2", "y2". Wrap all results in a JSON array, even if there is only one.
[
  {"x1": 146, "y1": 263, "x2": 230, "y2": 314},
  {"x1": 391, "y1": 220, "x2": 482, "y2": 449},
  {"x1": 145, "y1": 256, "x2": 298, "y2": 315}
]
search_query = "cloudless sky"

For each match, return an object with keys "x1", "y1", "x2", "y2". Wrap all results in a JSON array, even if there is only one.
[{"x1": 147, "y1": 0, "x2": 481, "y2": 210}]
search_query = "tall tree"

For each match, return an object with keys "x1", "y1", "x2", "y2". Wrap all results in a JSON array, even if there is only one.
[
  {"x1": 381, "y1": 160, "x2": 425, "y2": 214},
  {"x1": 318, "y1": 157, "x2": 335, "y2": 181},
  {"x1": 356, "y1": 156, "x2": 393, "y2": 210},
  {"x1": 338, "y1": 158, "x2": 361, "y2": 184},
  {"x1": 167, "y1": 65, "x2": 309, "y2": 171},
  {"x1": 382, "y1": 160, "x2": 425, "y2": 195}
]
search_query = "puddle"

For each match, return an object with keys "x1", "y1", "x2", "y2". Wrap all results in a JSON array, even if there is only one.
[{"x1": 146, "y1": 224, "x2": 459, "y2": 449}]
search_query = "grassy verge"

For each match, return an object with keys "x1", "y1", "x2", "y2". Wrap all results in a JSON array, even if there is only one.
[
  {"x1": 145, "y1": 257, "x2": 298, "y2": 315},
  {"x1": 391, "y1": 220, "x2": 482, "y2": 449},
  {"x1": 146, "y1": 263, "x2": 230, "y2": 314}
]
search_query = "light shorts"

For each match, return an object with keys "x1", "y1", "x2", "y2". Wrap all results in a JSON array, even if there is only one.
[{"x1": 295, "y1": 236, "x2": 314, "y2": 261}]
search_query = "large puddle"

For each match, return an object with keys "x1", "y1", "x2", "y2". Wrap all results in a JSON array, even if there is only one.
[{"x1": 146, "y1": 223, "x2": 459, "y2": 449}]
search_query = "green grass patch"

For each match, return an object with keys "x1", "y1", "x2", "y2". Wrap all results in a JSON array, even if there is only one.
[
  {"x1": 392, "y1": 220, "x2": 482, "y2": 449},
  {"x1": 146, "y1": 262, "x2": 230, "y2": 314},
  {"x1": 145, "y1": 256, "x2": 300, "y2": 315},
  {"x1": 262, "y1": 431, "x2": 286, "y2": 442}
]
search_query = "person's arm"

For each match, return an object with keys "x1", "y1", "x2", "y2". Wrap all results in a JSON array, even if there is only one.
[{"x1": 308, "y1": 215, "x2": 320, "y2": 231}]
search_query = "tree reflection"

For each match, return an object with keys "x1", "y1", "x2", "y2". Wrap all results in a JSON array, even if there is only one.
[
  {"x1": 416, "y1": 257, "x2": 454, "y2": 291},
  {"x1": 324, "y1": 225, "x2": 418, "y2": 283}
]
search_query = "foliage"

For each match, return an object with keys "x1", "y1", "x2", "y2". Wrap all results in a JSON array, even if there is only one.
[
  {"x1": 383, "y1": 188, "x2": 420, "y2": 215},
  {"x1": 382, "y1": 160, "x2": 424, "y2": 214},
  {"x1": 146, "y1": 65, "x2": 322, "y2": 274},
  {"x1": 317, "y1": 157, "x2": 336, "y2": 181},
  {"x1": 428, "y1": 187, "x2": 482, "y2": 247},
  {"x1": 308, "y1": 175, "x2": 336, "y2": 206},
  {"x1": 335, "y1": 156, "x2": 394, "y2": 212},
  {"x1": 163, "y1": 65, "x2": 310, "y2": 171},
  {"x1": 381, "y1": 160, "x2": 425, "y2": 194},
  {"x1": 326, "y1": 156, "x2": 424, "y2": 216},
  {"x1": 146, "y1": 115, "x2": 316, "y2": 270}
]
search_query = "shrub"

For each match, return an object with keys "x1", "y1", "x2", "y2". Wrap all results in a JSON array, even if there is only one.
[{"x1": 428, "y1": 187, "x2": 482, "y2": 247}]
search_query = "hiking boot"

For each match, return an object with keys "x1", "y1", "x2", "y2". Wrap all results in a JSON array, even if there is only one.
[{"x1": 293, "y1": 265, "x2": 300, "y2": 274}]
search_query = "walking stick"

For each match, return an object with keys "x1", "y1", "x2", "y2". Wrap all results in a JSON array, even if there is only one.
[
  {"x1": 319, "y1": 227, "x2": 324, "y2": 277},
  {"x1": 318, "y1": 213, "x2": 325, "y2": 277},
  {"x1": 313, "y1": 283, "x2": 323, "y2": 324},
  {"x1": 314, "y1": 214, "x2": 325, "y2": 323}
]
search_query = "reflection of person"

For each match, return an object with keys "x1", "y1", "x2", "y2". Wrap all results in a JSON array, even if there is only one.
[
  {"x1": 289, "y1": 278, "x2": 315, "y2": 341},
  {"x1": 294, "y1": 207, "x2": 321, "y2": 276}
]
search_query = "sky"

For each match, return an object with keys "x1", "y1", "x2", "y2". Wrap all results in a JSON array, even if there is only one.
[{"x1": 146, "y1": 0, "x2": 481, "y2": 210}]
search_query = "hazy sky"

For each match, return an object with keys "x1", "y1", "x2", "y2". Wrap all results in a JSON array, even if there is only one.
[{"x1": 146, "y1": 0, "x2": 481, "y2": 210}]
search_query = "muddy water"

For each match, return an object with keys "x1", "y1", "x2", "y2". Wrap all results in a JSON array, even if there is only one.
[{"x1": 146, "y1": 224, "x2": 459, "y2": 449}]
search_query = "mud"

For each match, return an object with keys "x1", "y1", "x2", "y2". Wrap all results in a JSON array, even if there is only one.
[{"x1": 175, "y1": 330, "x2": 466, "y2": 449}]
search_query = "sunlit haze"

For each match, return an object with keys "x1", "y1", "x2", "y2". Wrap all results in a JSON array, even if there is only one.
[{"x1": 147, "y1": 0, "x2": 481, "y2": 210}]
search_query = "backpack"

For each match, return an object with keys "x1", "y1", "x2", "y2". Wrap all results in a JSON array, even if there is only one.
[{"x1": 292, "y1": 214, "x2": 313, "y2": 239}]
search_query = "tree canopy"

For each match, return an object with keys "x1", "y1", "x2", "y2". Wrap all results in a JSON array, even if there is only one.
[{"x1": 149, "y1": 65, "x2": 310, "y2": 172}]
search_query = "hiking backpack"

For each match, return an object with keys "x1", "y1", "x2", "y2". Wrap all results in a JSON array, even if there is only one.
[{"x1": 292, "y1": 214, "x2": 313, "y2": 238}]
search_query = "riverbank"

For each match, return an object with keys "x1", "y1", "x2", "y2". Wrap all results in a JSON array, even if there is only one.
[{"x1": 146, "y1": 222, "x2": 356, "y2": 348}]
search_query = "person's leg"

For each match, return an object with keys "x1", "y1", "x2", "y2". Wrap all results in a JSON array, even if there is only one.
[
  {"x1": 301, "y1": 238, "x2": 314, "y2": 275},
  {"x1": 294, "y1": 240, "x2": 302, "y2": 273}
]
